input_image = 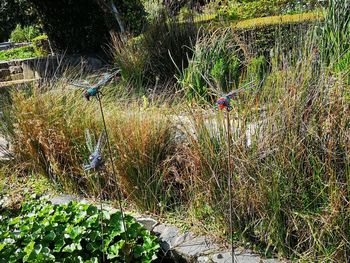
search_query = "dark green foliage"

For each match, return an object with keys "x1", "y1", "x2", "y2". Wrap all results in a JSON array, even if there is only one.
[
  {"x1": 0, "y1": 0, "x2": 38, "y2": 42},
  {"x1": 114, "y1": 14, "x2": 197, "y2": 88},
  {"x1": 115, "y1": 0, "x2": 147, "y2": 34},
  {"x1": 0, "y1": 200, "x2": 159, "y2": 262},
  {"x1": 28, "y1": 0, "x2": 112, "y2": 54},
  {"x1": 246, "y1": 56, "x2": 268, "y2": 86},
  {"x1": 10, "y1": 24, "x2": 41, "y2": 42},
  {"x1": 32, "y1": 35, "x2": 50, "y2": 56},
  {"x1": 179, "y1": 28, "x2": 241, "y2": 101},
  {"x1": 28, "y1": 0, "x2": 147, "y2": 54}
]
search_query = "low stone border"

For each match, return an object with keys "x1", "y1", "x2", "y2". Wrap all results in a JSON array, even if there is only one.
[{"x1": 49, "y1": 194, "x2": 286, "y2": 263}]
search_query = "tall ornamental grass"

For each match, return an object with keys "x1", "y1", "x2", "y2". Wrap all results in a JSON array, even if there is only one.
[
  {"x1": 1, "y1": 84, "x2": 182, "y2": 214},
  {"x1": 182, "y1": 40, "x2": 349, "y2": 261}
]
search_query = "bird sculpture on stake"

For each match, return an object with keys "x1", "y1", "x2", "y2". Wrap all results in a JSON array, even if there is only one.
[
  {"x1": 83, "y1": 129, "x2": 107, "y2": 262},
  {"x1": 70, "y1": 70, "x2": 127, "y2": 262},
  {"x1": 217, "y1": 91, "x2": 237, "y2": 263}
]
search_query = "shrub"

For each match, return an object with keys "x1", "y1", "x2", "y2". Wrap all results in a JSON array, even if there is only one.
[
  {"x1": 234, "y1": 12, "x2": 321, "y2": 29},
  {"x1": 32, "y1": 34, "x2": 51, "y2": 56},
  {"x1": 0, "y1": 199, "x2": 159, "y2": 262},
  {"x1": 112, "y1": 34, "x2": 147, "y2": 89},
  {"x1": 113, "y1": 13, "x2": 197, "y2": 89},
  {"x1": 142, "y1": 15, "x2": 197, "y2": 84},
  {"x1": 143, "y1": 0, "x2": 165, "y2": 23},
  {"x1": 0, "y1": 0, "x2": 38, "y2": 42},
  {"x1": 234, "y1": 14, "x2": 317, "y2": 57},
  {"x1": 107, "y1": 110, "x2": 180, "y2": 212},
  {"x1": 214, "y1": 0, "x2": 322, "y2": 20},
  {"x1": 115, "y1": 0, "x2": 147, "y2": 34},
  {"x1": 178, "y1": 28, "x2": 241, "y2": 101},
  {"x1": 10, "y1": 24, "x2": 41, "y2": 42},
  {"x1": 0, "y1": 46, "x2": 36, "y2": 61},
  {"x1": 178, "y1": 6, "x2": 193, "y2": 22}
]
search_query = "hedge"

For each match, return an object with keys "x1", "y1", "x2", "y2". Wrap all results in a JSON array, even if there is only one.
[{"x1": 232, "y1": 12, "x2": 322, "y2": 57}]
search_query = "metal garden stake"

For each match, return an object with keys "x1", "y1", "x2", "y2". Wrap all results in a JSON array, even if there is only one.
[
  {"x1": 84, "y1": 129, "x2": 107, "y2": 262},
  {"x1": 217, "y1": 92, "x2": 236, "y2": 263},
  {"x1": 71, "y1": 70, "x2": 128, "y2": 262}
]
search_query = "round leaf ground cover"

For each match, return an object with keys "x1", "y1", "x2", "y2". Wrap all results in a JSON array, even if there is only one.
[{"x1": 0, "y1": 199, "x2": 159, "y2": 262}]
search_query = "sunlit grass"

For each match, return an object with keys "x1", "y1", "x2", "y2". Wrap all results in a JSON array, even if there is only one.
[{"x1": 234, "y1": 12, "x2": 322, "y2": 29}]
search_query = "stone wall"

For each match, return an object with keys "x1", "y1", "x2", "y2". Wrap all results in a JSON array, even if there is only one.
[{"x1": 0, "y1": 56, "x2": 104, "y2": 82}]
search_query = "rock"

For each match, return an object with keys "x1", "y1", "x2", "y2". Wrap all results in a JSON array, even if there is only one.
[
  {"x1": 137, "y1": 217, "x2": 158, "y2": 231},
  {"x1": 0, "y1": 137, "x2": 9, "y2": 149},
  {"x1": 10, "y1": 73, "x2": 24, "y2": 81},
  {"x1": 175, "y1": 236, "x2": 219, "y2": 258},
  {"x1": 235, "y1": 253, "x2": 261, "y2": 263},
  {"x1": 261, "y1": 259, "x2": 285, "y2": 263},
  {"x1": 197, "y1": 256, "x2": 210, "y2": 263},
  {"x1": 0, "y1": 69, "x2": 10, "y2": 81},
  {"x1": 153, "y1": 224, "x2": 181, "y2": 251},
  {"x1": 22, "y1": 61, "x2": 36, "y2": 79},
  {"x1": 210, "y1": 251, "x2": 284, "y2": 263},
  {"x1": 9, "y1": 65, "x2": 22, "y2": 74},
  {"x1": 103, "y1": 205, "x2": 118, "y2": 214},
  {"x1": 153, "y1": 223, "x2": 223, "y2": 262},
  {"x1": 0, "y1": 62, "x2": 9, "y2": 69},
  {"x1": 49, "y1": 194, "x2": 76, "y2": 205},
  {"x1": 7, "y1": 60, "x2": 21, "y2": 67}
]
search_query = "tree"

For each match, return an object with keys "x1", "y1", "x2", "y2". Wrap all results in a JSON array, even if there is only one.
[
  {"x1": 28, "y1": 0, "x2": 146, "y2": 54},
  {"x1": 0, "y1": 0, "x2": 38, "y2": 42}
]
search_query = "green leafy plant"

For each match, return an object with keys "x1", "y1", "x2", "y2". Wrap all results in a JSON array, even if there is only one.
[
  {"x1": 10, "y1": 24, "x2": 41, "y2": 42},
  {"x1": 319, "y1": 0, "x2": 350, "y2": 64},
  {"x1": 178, "y1": 6, "x2": 193, "y2": 22},
  {"x1": 143, "y1": 0, "x2": 165, "y2": 23},
  {"x1": 0, "y1": 199, "x2": 159, "y2": 262},
  {"x1": 32, "y1": 34, "x2": 51, "y2": 56},
  {"x1": 116, "y1": 0, "x2": 147, "y2": 34},
  {"x1": 0, "y1": 1, "x2": 39, "y2": 42},
  {"x1": 246, "y1": 55, "x2": 268, "y2": 86},
  {"x1": 0, "y1": 45, "x2": 36, "y2": 61},
  {"x1": 113, "y1": 13, "x2": 197, "y2": 89},
  {"x1": 178, "y1": 28, "x2": 241, "y2": 101},
  {"x1": 334, "y1": 48, "x2": 350, "y2": 84}
]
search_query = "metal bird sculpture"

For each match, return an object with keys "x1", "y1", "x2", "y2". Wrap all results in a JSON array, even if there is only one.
[
  {"x1": 215, "y1": 81, "x2": 258, "y2": 111},
  {"x1": 71, "y1": 70, "x2": 119, "y2": 100},
  {"x1": 217, "y1": 91, "x2": 235, "y2": 111},
  {"x1": 216, "y1": 91, "x2": 238, "y2": 263},
  {"x1": 83, "y1": 129, "x2": 106, "y2": 171},
  {"x1": 73, "y1": 70, "x2": 128, "y2": 260}
]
